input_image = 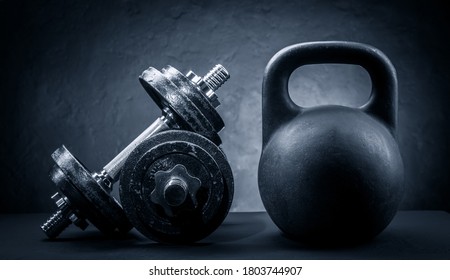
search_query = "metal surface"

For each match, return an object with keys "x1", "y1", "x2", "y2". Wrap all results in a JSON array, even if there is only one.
[
  {"x1": 41, "y1": 146, "x2": 132, "y2": 238},
  {"x1": 41, "y1": 64, "x2": 230, "y2": 238},
  {"x1": 168, "y1": 66, "x2": 224, "y2": 132},
  {"x1": 258, "y1": 41, "x2": 404, "y2": 245},
  {"x1": 139, "y1": 65, "x2": 229, "y2": 145},
  {"x1": 152, "y1": 164, "x2": 202, "y2": 215},
  {"x1": 103, "y1": 116, "x2": 170, "y2": 182},
  {"x1": 120, "y1": 130, "x2": 234, "y2": 243}
]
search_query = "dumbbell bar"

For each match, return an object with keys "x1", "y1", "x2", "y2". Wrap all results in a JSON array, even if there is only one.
[{"x1": 41, "y1": 64, "x2": 230, "y2": 238}]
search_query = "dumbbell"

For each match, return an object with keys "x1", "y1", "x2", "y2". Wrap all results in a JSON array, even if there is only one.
[{"x1": 41, "y1": 64, "x2": 230, "y2": 238}]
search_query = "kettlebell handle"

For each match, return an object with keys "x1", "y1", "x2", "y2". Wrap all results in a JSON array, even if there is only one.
[{"x1": 262, "y1": 41, "x2": 398, "y2": 144}]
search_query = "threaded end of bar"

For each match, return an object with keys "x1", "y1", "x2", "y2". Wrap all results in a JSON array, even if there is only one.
[
  {"x1": 41, "y1": 210, "x2": 71, "y2": 239},
  {"x1": 203, "y1": 64, "x2": 230, "y2": 92}
]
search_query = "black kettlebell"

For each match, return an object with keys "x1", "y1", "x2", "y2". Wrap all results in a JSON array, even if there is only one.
[{"x1": 258, "y1": 41, "x2": 404, "y2": 245}]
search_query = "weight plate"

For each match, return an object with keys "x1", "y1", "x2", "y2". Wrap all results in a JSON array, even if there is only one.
[
  {"x1": 162, "y1": 66, "x2": 224, "y2": 133},
  {"x1": 51, "y1": 146, "x2": 132, "y2": 235},
  {"x1": 120, "y1": 130, "x2": 233, "y2": 243},
  {"x1": 139, "y1": 67, "x2": 221, "y2": 145}
]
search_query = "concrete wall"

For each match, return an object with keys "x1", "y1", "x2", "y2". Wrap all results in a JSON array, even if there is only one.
[{"x1": 1, "y1": 0, "x2": 449, "y2": 213}]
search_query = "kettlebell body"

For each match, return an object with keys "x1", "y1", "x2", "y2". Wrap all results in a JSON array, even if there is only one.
[{"x1": 258, "y1": 42, "x2": 404, "y2": 244}]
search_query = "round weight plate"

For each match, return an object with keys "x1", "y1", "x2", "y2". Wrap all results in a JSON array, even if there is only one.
[
  {"x1": 120, "y1": 130, "x2": 233, "y2": 243},
  {"x1": 162, "y1": 66, "x2": 224, "y2": 133},
  {"x1": 51, "y1": 146, "x2": 132, "y2": 235},
  {"x1": 139, "y1": 66, "x2": 222, "y2": 145}
]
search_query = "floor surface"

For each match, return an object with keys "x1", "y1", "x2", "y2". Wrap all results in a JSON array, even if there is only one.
[{"x1": 1, "y1": 211, "x2": 449, "y2": 260}]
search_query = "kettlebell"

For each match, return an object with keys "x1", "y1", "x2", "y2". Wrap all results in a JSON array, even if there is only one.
[{"x1": 258, "y1": 41, "x2": 404, "y2": 245}]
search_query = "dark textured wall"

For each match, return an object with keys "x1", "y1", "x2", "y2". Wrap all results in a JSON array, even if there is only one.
[{"x1": 1, "y1": 0, "x2": 449, "y2": 213}]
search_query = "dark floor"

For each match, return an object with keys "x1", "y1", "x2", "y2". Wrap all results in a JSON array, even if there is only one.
[{"x1": 1, "y1": 211, "x2": 449, "y2": 260}]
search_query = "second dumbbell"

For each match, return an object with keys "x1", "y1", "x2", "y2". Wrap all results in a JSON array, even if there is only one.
[{"x1": 41, "y1": 64, "x2": 230, "y2": 238}]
